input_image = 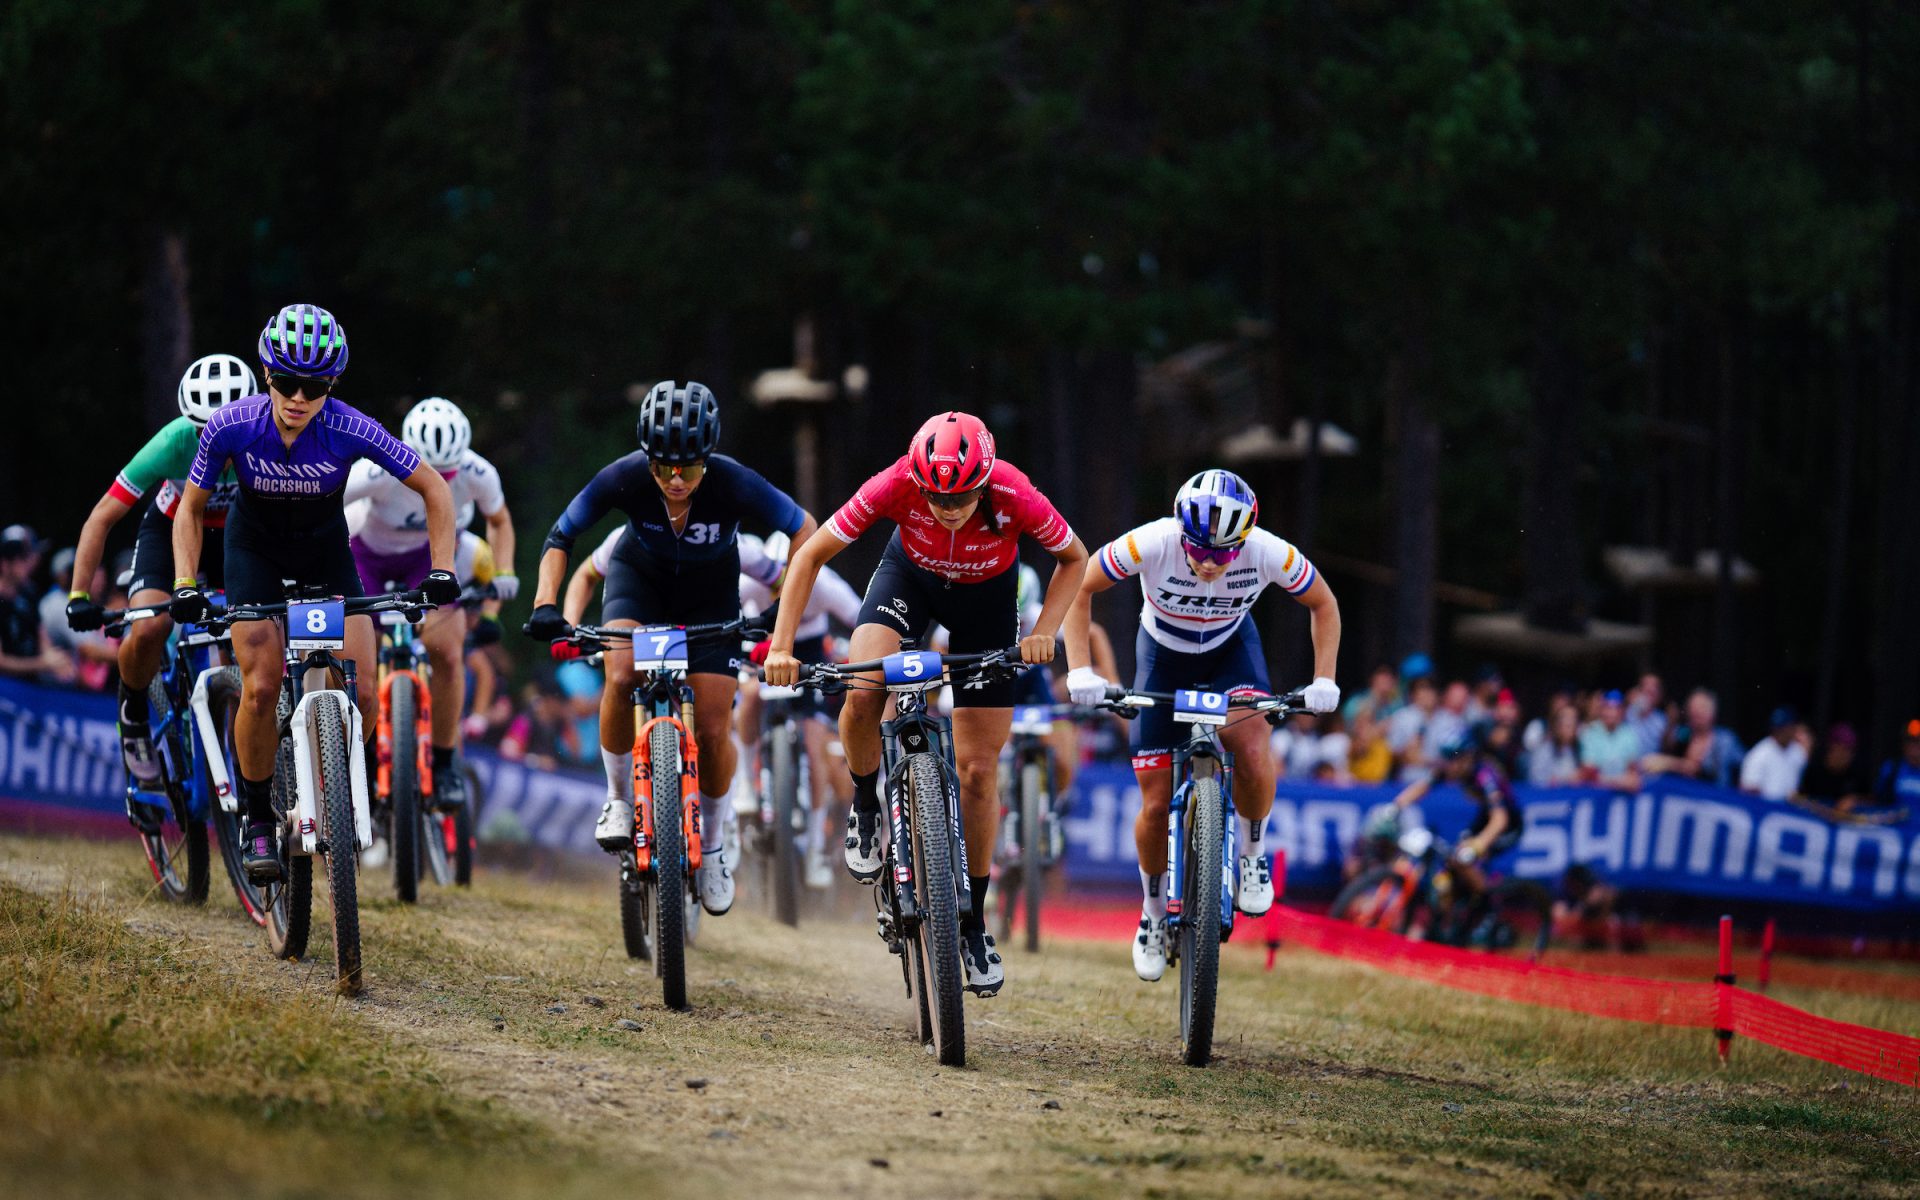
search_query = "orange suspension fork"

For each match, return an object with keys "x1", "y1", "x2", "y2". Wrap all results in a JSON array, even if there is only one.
[
  {"x1": 632, "y1": 714, "x2": 702, "y2": 873},
  {"x1": 376, "y1": 669, "x2": 433, "y2": 800}
]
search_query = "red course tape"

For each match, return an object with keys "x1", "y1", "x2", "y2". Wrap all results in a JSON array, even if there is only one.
[{"x1": 1267, "y1": 906, "x2": 1920, "y2": 1088}]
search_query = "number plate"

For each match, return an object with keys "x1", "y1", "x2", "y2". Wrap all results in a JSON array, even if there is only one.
[
  {"x1": 1011, "y1": 704, "x2": 1053, "y2": 735},
  {"x1": 1172, "y1": 689, "x2": 1228, "y2": 726},
  {"x1": 882, "y1": 650, "x2": 942, "y2": 687},
  {"x1": 287, "y1": 599, "x2": 346, "y2": 650},
  {"x1": 630, "y1": 625, "x2": 690, "y2": 672}
]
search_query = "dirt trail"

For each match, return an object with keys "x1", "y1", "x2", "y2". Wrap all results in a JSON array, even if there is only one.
[{"x1": 5, "y1": 833, "x2": 1917, "y2": 1199}]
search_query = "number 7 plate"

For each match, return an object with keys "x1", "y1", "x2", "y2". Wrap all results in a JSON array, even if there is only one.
[
  {"x1": 631, "y1": 625, "x2": 690, "y2": 672},
  {"x1": 288, "y1": 599, "x2": 347, "y2": 651},
  {"x1": 1173, "y1": 689, "x2": 1228, "y2": 726}
]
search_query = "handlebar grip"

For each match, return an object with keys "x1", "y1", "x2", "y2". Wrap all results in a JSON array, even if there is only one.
[{"x1": 550, "y1": 640, "x2": 583, "y2": 662}]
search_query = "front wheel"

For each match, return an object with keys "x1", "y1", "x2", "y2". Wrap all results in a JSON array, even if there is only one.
[
  {"x1": 620, "y1": 855, "x2": 651, "y2": 961},
  {"x1": 908, "y1": 754, "x2": 965, "y2": 1067},
  {"x1": 266, "y1": 692, "x2": 311, "y2": 960},
  {"x1": 1178, "y1": 774, "x2": 1224, "y2": 1068},
  {"x1": 312, "y1": 694, "x2": 363, "y2": 994},
  {"x1": 767, "y1": 724, "x2": 802, "y2": 928},
  {"x1": 207, "y1": 669, "x2": 267, "y2": 926},
  {"x1": 1019, "y1": 756, "x2": 1048, "y2": 954},
  {"x1": 140, "y1": 677, "x2": 209, "y2": 905},
  {"x1": 1330, "y1": 865, "x2": 1404, "y2": 928},
  {"x1": 647, "y1": 721, "x2": 687, "y2": 1010}
]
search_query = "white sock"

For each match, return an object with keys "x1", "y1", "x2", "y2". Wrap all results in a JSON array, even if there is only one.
[
  {"x1": 1237, "y1": 814, "x2": 1267, "y2": 859},
  {"x1": 1140, "y1": 867, "x2": 1168, "y2": 920},
  {"x1": 807, "y1": 804, "x2": 829, "y2": 856},
  {"x1": 600, "y1": 747, "x2": 633, "y2": 804},
  {"x1": 702, "y1": 790, "x2": 732, "y2": 854}
]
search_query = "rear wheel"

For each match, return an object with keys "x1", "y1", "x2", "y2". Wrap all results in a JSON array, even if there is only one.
[
  {"x1": 908, "y1": 754, "x2": 965, "y2": 1067},
  {"x1": 208, "y1": 669, "x2": 268, "y2": 926},
  {"x1": 453, "y1": 761, "x2": 481, "y2": 885},
  {"x1": 1019, "y1": 756, "x2": 1047, "y2": 953},
  {"x1": 768, "y1": 723, "x2": 802, "y2": 928},
  {"x1": 313, "y1": 694, "x2": 363, "y2": 994},
  {"x1": 388, "y1": 676, "x2": 421, "y2": 904},
  {"x1": 1331, "y1": 865, "x2": 1402, "y2": 928},
  {"x1": 1179, "y1": 774, "x2": 1224, "y2": 1068},
  {"x1": 140, "y1": 677, "x2": 209, "y2": 905},
  {"x1": 266, "y1": 692, "x2": 310, "y2": 960},
  {"x1": 647, "y1": 723, "x2": 687, "y2": 1010}
]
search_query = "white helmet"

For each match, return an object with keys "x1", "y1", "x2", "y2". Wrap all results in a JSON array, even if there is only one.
[
  {"x1": 402, "y1": 397, "x2": 471, "y2": 470},
  {"x1": 763, "y1": 531, "x2": 791, "y2": 565},
  {"x1": 177, "y1": 354, "x2": 257, "y2": 425}
]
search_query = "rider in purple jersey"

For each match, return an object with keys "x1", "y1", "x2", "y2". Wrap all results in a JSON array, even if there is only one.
[{"x1": 170, "y1": 303, "x2": 460, "y2": 885}]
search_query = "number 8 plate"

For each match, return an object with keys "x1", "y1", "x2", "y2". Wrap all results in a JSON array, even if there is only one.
[
  {"x1": 631, "y1": 625, "x2": 690, "y2": 672},
  {"x1": 288, "y1": 599, "x2": 347, "y2": 651}
]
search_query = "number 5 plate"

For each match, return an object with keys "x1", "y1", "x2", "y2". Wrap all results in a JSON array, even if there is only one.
[
  {"x1": 288, "y1": 599, "x2": 346, "y2": 651},
  {"x1": 882, "y1": 651, "x2": 942, "y2": 687},
  {"x1": 631, "y1": 625, "x2": 689, "y2": 672},
  {"x1": 1173, "y1": 689, "x2": 1228, "y2": 726}
]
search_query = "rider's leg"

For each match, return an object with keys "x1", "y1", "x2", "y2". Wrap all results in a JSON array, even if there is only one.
[
  {"x1": 689, "y1": 673, "x2": 740, "y2": 853},
  {"x1": 596, "y1": 617, "x2": 642, "y2": 798},
  {"x1": 801, "y1": 715, "x2": 835, "y2": 837},
  {"x1": 230, "y1": 619, "x2": 285, "y2": 823},
  {"x1": 734, "y1": 681, "x2": 761, "y2": 788},
  {"x1": 952, "y1": 705, "x2": 1013, "y2": 931},
  {"x1": 1220, "y1": 714, "x2": 1278, "y2": 856},
  {"x1": 837, "y1": 621, "x2": 898, "y2": 809},
  {"x1": 1133, "y1": 760, "x2": 1175, "y2": 913},
  {"x1": 116, "y1": 588, "x2": 175, "y2": 783},
  {"x1": 344, "y1": 613, "x2": 381, "y2": 798},
  {"x1": 419, "y1": 605, "x2": 468, "y2": 807}
]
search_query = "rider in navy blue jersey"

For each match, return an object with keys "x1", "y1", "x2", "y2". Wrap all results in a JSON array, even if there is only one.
[
  {"x1": 169, "y1": 303, "x2": 459, "y2": 883},
  {"x1": 525, "y1": 381, "x2": 815, "y2": 917}
]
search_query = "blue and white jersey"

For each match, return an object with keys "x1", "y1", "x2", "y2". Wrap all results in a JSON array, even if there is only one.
[{"x1": 1095, "y1": 517, "x2": 1317, "y2": 653}]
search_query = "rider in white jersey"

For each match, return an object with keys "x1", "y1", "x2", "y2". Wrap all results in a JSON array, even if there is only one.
[
  {"x1": 1063, "y1": 470, "x2": 1341, "y2": 982},
  {"x1": 344, "y1": 398, "x2": 519, "y2": 811}
]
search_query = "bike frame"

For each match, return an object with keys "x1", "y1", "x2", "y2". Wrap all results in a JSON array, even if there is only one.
[
  {"x1": 1165, "y1": 721, "x2": 1238, "y2": 946},
  {"x1": 878, "y1": 682, "x2": 968, "y2": 931},
  {"x1": 108, "y1": 601, "x2": 229, "y2": 826}
]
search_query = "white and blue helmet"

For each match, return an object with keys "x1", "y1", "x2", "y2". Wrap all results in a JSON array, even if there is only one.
[{"x1": 1174, "y1": 469, "x2": 1259, "y2": 548}]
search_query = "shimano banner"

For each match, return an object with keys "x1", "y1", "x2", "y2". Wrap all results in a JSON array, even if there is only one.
[
  {"x1": 1058, "y1": 765, "x2": 1920, "y2": 914},
  {"x1": 0, "y1": 678, "x2": 126, "y2": 825}
]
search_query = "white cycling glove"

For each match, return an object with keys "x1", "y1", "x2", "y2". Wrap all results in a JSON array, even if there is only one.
[
  {"x1": 490, "y1": 573, "x2": 519, "y2": 602},
  {"x1": 1302, "y1": 676, "x2": 1340, "y2": 714},
  {"x1": 1066, "y1": 666, "x2": 1112, "y2": 707}
]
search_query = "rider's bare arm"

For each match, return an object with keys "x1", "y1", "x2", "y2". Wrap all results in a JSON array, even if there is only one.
[
  {"x1": 399, "y1": 462, "x2": 458, "y2": 574},
  {"x1": 768, "y1": 528, "x2": 847, "y2": 657},
  {"x1": 1293, "y1": 574, "x2": 1342, "y2": 682},
  {"x1": 170, "y1": 483, "x2": 211, "y2": 583},
  {"x1": 562, "y1": 557, "x2": 602, "y2": 626},
  {"x1": 533, "y1": 545, "x2": 570, "y2": 608},
  {"x1": 1064, "y1": 555, "x2": 1120, "y2": 672},
  {"x1": 484, "y1": 502, "x2": 517, "y2": 578},
  {"x1": 70, "y1": 492, "x2": 134, "y2": 601},
  {"x1": 1023, "y1": 535, "x2": 1088, "y2": 664},
  {"x1": 1390, "y1": 774, "x2": 1433, "y2": 812}
]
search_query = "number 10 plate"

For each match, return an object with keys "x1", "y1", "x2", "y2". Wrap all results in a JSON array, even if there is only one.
[{"x1": 1173, "y1": 689, "x2": 1228, "y2": 726}]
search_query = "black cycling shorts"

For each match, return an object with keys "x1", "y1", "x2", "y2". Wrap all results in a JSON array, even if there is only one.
[
  {"x1": 128, "y1": 506, "x2": 225, "y2": 597},
  {"x1": 222, "y1": 508, "x2": 363, "y2": 607},
  {"x1": 601, "y1": 540, "x2": 742, "y2": 677},
  {"x1": 855, "y1": 533, "x2": 1017, "y2": 708}
]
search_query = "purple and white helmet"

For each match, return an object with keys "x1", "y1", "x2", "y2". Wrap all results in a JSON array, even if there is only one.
[
  {"x1": 1174, "y1": 469, "x2": 1259, "y2": 549},
  {"x1": 257, "y1": 303, "x2": 349, "y2": 377}
]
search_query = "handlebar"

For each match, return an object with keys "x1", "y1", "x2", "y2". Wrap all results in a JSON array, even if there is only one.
[
  {"x1": 102, "y1": 589, "x2": 434, "y2": 638},
  {"x1": 774, "y1": 646, "x2": 1028, "y2": 695},
  {"x1": 1093, "y1": 685, "x2": 1310, "y2": 724},
  {"x1": 548, "y1": 617, "x2": 769, "y2": 663}
]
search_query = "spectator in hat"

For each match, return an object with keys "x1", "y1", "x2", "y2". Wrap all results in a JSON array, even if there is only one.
[
  {"x1": 1873, "y1": 720, "x2": 1920, "y2": 810},
  {"x1": 1642, "y1": 688, "x2": 1744, "y2": 788},
  {"x1": 1797, "y1": 723, "x2": 1870, "y2": 813},
  {"x1": 1466, "y1": 664, "x2": 1503, "y2": 722},
  {"x1": 1579, "y1": 689, "x2": 1642, "y2": 790},
  {"x1": 1, "y1": 528, "x2": 75, "y2": 683},
  {"x1": 1739, "y1": 706, "x2": 1810, "y2": 801}
]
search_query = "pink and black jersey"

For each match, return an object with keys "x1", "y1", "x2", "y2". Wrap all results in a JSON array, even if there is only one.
[{"x1": 826, "y1": 455, "x2": 1072, "y2": 582}]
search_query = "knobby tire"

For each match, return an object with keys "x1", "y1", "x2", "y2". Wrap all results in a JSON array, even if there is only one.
[
  {"x1": 389, "y1": 676, "x2": 421, "y2": 904},
  {"x1": 648, "y1": 721, "x2": 687, "y2": 1010},
  {"x1": 314, "y1": 694, "x2": 363, "y2": 994},
  {"x1": 909, "y1": 754, "x2": 966, "y2": 1067},
  {"x1": 1179, "y1": 774, "x2": 1224, "y2": 1067}
]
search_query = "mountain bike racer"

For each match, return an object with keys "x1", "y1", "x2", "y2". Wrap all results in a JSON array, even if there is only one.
[
  {"x1": 1062, "y1": 469, "x2": 1341, "y2": 981},
  {"x1": 523, "y1": 380, "x2": 816, "y2": 917},
  {"x1": 344, "y1": 396, "x2": 517, "y2": 812},
  {"x1": 763, "y1": 411, "x2": 1090, "y2": 995},
  {"x1": 168, "y1": 303, "x2": 459, "y2": 884},
  {"x1": 66, "y1": 354, "x2": 256, "y2": 785}
]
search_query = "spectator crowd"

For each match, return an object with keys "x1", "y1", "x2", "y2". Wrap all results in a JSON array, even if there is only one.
[{"x1": 8, "y1": 519, "x2": 1919, "y2": 818}]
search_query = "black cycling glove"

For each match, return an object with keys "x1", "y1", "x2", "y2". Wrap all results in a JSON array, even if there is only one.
[
  {"x1": 65, "y1": 595, "x2": 105, "y2": 633},
  {"x1": 170, "y1": 585, "x2": 211, "y2": 624},
  {"x1": 421, "y1": 569, "x2": 460, "y2": 606},
  {"x1": 523, "y1": 604, "x2": 571, "y2": 643}
]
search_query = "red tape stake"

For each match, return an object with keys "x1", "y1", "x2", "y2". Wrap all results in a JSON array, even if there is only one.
[
  {"x1": 1715, "y1": 915, "x2": 1736, "y2": 1065},
  {"x1": 1759, "y1": 918, "x2": 1777, "y2": 993},
  {"x1": 1267, "y1": 906, "x2": 1920, "y2": 1087}
]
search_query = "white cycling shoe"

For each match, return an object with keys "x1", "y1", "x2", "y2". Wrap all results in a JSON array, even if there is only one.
[
  {"x1": 1133, "y1": 914, "x2": 1168, "y2": 982},
  {"x1": 962, "y1": 929, "x2": 1004, "y2": 996},
  {"x1": 844, "y1": 808, "x2": 883, "y2": 883},
  {"x1": 805, "y1": 849, "x2": 834, "y2": 890},
  {"x1": 594, "y1": 798, "x2": 635, "y2": 853},
  {"x1": 697, "y1": 837, "x2": 737, "y2": 915},
  {"x1": 1236, "y1": 851, "x2": 1275, "y2": 916}
]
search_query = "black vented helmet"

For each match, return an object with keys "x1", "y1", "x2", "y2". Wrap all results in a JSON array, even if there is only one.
[{"x1": 636, "y1": 381, "x2": 721, "y2": 463}]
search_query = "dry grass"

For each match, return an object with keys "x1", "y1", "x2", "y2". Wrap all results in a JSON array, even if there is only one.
[{"x1": 2, "y1": 831, "x2": 1916, "y2": 1199}]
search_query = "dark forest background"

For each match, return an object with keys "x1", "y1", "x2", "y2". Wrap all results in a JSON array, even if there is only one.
[{"x1": 5, "y1": 1, "x2": 1917, "y2": 754}]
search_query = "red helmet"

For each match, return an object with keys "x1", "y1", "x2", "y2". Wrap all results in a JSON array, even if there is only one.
[{"x1": 908, "y1": 411, "x2": 996, "y2": 494}]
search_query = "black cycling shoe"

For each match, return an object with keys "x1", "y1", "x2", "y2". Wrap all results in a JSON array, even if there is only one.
[
  {"x1": 242, "y1": 821, "x2": 284, "y2": 885},
  {"x1": 844, "y1": 807, "x2": 883, "y2": 883},
  {"x1": 430, "y1": 762, "x2": 467, "y2": 814}
]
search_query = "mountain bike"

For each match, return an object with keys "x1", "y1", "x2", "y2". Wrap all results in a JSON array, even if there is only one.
[
  {"x1": 793, "y1": 642, "x2": 1025, "y2": 1067},
  {"x1": 750, "y1": 681, "x2": 816, "y2": 927},
  {"x1": 197, "y1": 586, "x2": 433, "y2": 994},
  {"x1": 102, "y1": 601, "x2": 227, "y2": 906},
  {"x1": 1102, "y1": 684, "x2": 1305, "y2": 1067},
  {"x1": 552, "y1": 617, "x2": 758, "y2": 1011},
  {"x1": 994, "y1": 701, "x2": 1095, "y2": 954},
  {"x1": 367, "y1": 582, "x2": 489, "y2": 902}
]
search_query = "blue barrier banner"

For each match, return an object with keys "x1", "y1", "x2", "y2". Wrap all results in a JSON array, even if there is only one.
[
  {"x1": 463, "y1": 747, "x2": 606, "y2": 855},
  {"x1": 0, "y1": 678, "x2": 125, "y2": 821},
  {"x1": 1058, "y1": 765, "x2": 1920, "y2": 913}
]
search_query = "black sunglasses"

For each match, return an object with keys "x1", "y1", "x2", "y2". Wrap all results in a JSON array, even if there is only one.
[
  {"x1": 268, "y1": 372, "x2": 336, "y2": 401},
  {"x1": 920, "y1": 486, "x2": 984, "y2": 511}
]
